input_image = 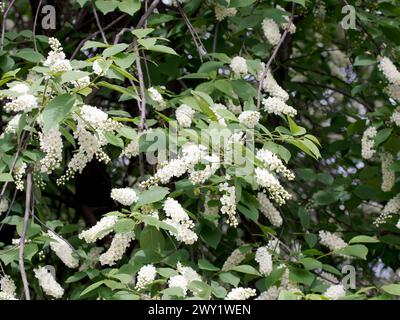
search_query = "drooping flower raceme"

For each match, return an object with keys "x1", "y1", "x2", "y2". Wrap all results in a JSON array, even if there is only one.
[
  {"x1": 148, "y1": 87, "x2": 167, "y2": 111},
  {"x1": 380, "y1": 152, "x2": 395, "y2": 192},
  {"x1": 99, "y1": 232, "x2": 134, "y2": 266},
  {"x1": 262, "y1": 97, "x2": 297, "y2": 117},
  {"x1": 255, "y1": 286, "x2": 279, "y2": 300},
  {"x1": 214, "y1": 3, "x2": 237, "y2": 21},
  {"x1": 256, "y1": 149, "x2": 295, "y2": 180},
  {"x1": 225, "y1": 287, "x2": 256, "y2": 300},
  {"x1": 255, "y1": 246, "x2": 273, "y2": 276},
  {"x1": 0, "y1": 275, "x2": 17, "y2": 300},
  {"x1": 176, "y1": 104, "x2": 195, "y2": 128},
  {"x1": 378, "y1": 56, "x2": 400, "y2": 86},
  {"x1": 4, "y1": 93, "x2": 38, "y2": 113},
  {"x1": 135, "y1": 264, "x2": 157, "y2": 290},
  {"x1": 168, "y1": 275, "x2": 188, "y2": 296},
  {"x1": 48, "y1": 231, "x2": 79, "y2": 268},
  {"x1": 361, "y1": 126, "x2": 377, "y2": 160},
  {"x1": 255, "y1": 168, "x2": 291, "y2": 205},
  {"x1": 218, "y1": 182, "x2": 238, "y2": 227},
  {"x1": 79, "y1": 215, "x2": 118, "y2": 243},
  {"x1": 44, "y1": 37, "x2": 72, "y2": 73},
  {"x1": 262, "y1": 18, "x2": 281, "y2": 46},
  {"x1": 111, "y1": 188, "x2": 138, "y2": 206},
  {"x1": 34, "y1": 267, "x2": 64, "y2": 299},
  {"x1": 319, "y1": 230, "x2": 347, "y2": 251},
  {"x1": 257, "y1": 191, "x2": 283, "y2": 227},
  {"x1": 222, "y1": 248, "x2": 247, "y2": 272},
  {"x1": 261, "y1": 69, "x2": 289, "y2": 102},
  {"x1": 323, "y1": 284, "x2": 346, "y2": 300},
  {"x1": 39, "y1": 127, "x2": 63, "y2": 174},
  {"x1": 238, "y1": 110, "x2": 260, "y2": 128},
  {"x1": 374, "y1": 193, "x2": 400, "y2": 226},
  {"x1": 230, "y1": 56, "x2": 248, "y2": 75}
]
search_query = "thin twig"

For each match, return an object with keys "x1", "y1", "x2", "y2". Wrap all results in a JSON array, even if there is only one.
[
  {"x1": 135, "y1": 46, "x2": 147, "y2": 132},
  {"x1": 32, "y1": 0, "x2": 43, "y2": 52},
  {"x1": 256, "y1": 4, "x2": 296, "y2": 110},
  {"x1": 136, "y1": 0, "x2": 160, "y2": 29},
  {"x1": 92, "y1": 1, "x2": 108, "y2": 44},
  {"x1": 0, "y1": 188, "x2": 18, "y2": 233},
  {"x1": 0, "y1": 0, "x2": 16, "y2": 51},
  {"x1": 212, "y1": 22, "x2": 219, "y2": 52},
  {"x1": 19, "y1": 171, "x2": 32, "y2": 300}
]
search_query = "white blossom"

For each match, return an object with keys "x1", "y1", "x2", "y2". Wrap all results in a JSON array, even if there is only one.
[
  {"x1": 14, "y1": 162, "x2": 27, "y2": 191},
  {"x1": 111, "y1": 188, "x2": 138, "y2": 206},
  {"x1": 5, "y1": 114, "x2": 21, "y2": 134},
  {"x1": 317, "y1": 271, "x2": 339, "y2": 285},
  {"x1": 176, "y1": 104, "x2": 195, "y2": 128},
  {"x1": 255, "y1": 246, "x2": 273, "y2": 276},
  {"x1": 225, "y1": 287, "x2": 256, "y2": 300},
  {"x1": 255, "y1": 286, "x2": 279, "y2": 300},
  {"x1": 262, "y1": 97, "x2": 297, "y2": 117},
  {"x1": 323, "y1": 284, "x2": 346, "y2": 300},
  {"x1": 44, "y1": 38, "x2": 72, "y2": 73},
  {"x1": 135, "y1": 264, "x2": 157, "y2": 290},
  {"x1": 168, "y1": 275, "x2": 188, "y2": 296},
  {"x1": 4, "y1": 94, "x2": 37, "y2": 113},
  {"x1": 218, "y1": 182, "x2": 238, "y2": 227},
  {"x1": 257, "y1": 149, "x2": 294, "y2": 180},
  {"x1": 319, "y1": 230, "x2": 347, "y2": 251},
  {"x1": 99, "y1": 232, "x2": 134, "y2": 266},
  {"x1": 255, "y1": 168, "x2": 291, "y2": 205},
  {"x1": 211, "y1": 103, "x2": 228, "y2": 126},
  {"x1": 262, "y1": 69, "x2": 289, "y2": 101},
  {"x1": 71, "y1": 76, "x2": 90, "y2": 89},
  {"x1": 361, "y1": 126, "x2": 377, "y2": 159},
  {"x1": 262, "y1": 18, "x2": 281, "y2": 46},
  {"x1": 378, "y1": 56, "x2": 400, "y2": 86},
  {"x1": 214, "y1": 4, "x2": 237, "y2": 21},
  {"x1": 177, "y1": 262, "x2": 201, "y2": 284},
  {"x1": 34, "y1": 267, "x2": 64, "y2": 299},
  {"x1": 381, "y1": 152, "x2": 395, "y2": 192},
  {"x1": 0, "y1": 275, "x2": 16, "y2": 299},
  {"x1": 10, "y1": 83, "x2": 29, "y2": 94},
  {"x1": 230, "y1": 56, "x2": 248, "y2": 75},
  {"x1": 148, "y1": 87, "x2": 167, "y2": 111},
  {"x1": 39, "y1": 127, "x2": 63, "y2": 174},
  {"x1": 238, "y1": 110, "x2": 260, "y2": 128},
  {"x1": 222, "y1": 248, "x2": 246, "y2": 272},
  {"x1": 79, "y1": 215, "x2": 118, "y2": 243},
  {"x1": 48, "y1": 231, "x2": 79, "y2": 268},
  {"x1": 374, "y1": 193, "x2": 400, "y2": 226}
]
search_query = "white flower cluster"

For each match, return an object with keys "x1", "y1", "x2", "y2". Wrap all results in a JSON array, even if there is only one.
[
  {"x1": 262, "y1": 18, "x2": 281, "y2": 46},
  {"x1": 262, "y1": 97, "x2": 297, "y2": 117},
  {"x1": 257, "y1": 149, "x2": 295, "y2": 180},
  {"x1": 99, "y1": 232, "x2": 134, "y2": 266},
  {"x1": 238, "y1": 110, "x2": 260, "y2": 128},
  {"x1": 397, "y1": 219, "x2": 400, "y2": 229},
  {"x1": 257, "y1": 191, "x2": 282, "y2": 227},
  {"x1": 163, "y1": 198, "x2": 198, "y2": 245},
  {"x1": 14, "y1": 162, "x2": 27, "y2": 191},
  {"x1": 135, "y1": 264, "x2": 157, "y2": 290},
  {"x1": 323, "y1": 284, "x2": 346, "y2": 300},
  {"x1": 0, "y1": 275, "x2": 17, "y2": 300},
  {"x1": 0, "y1": 197, "x2": 8, "y2": 214},
  {"x1": 222, "y1": 248, "x2": 246, "y2": 272},
  {"x1": 4, "y1": 93, "x2": 38, "y2": 113},
  {"x1": 317, "y1": 271, "x2": 339, "y2": 285},
  {"x1": 177, "y1": 262, "x2": 201, "y2": 283},
  {"x1": 262, "y1": 69, "x2": 289, "y2": 101},
  {"x1": 71, "y1": 76, "x2": 90, "y2": 89},
  {"x1": 230, "y1": 56, "x2": 248, "y2": 75},
  {"x1": 380, "y1": 152, "x2": 395, "y2": 192},
  {"x1": 79, "y1": 247, "x2": 103, "y2": 271},
  {"x1": 255, "y1": 168, "x2": 291, "y2": 205},
  {"x1": 176, "y1": 104, "x2": 195, "y2": 128},
  {"x1": 374, "y1": 193, "x2": 400, "y2": 226},
  {"x1": 361, "y1": 126, "x2": 377, "y2": 160},
  {"x1": 48, "y1": 231, "x2": 79, "y2": 268},
  {"x1": 34, "y1": 267, "x2": 64, "y2": 299},
  {"x1": 148, "y1": 87, "x2": 167, "y2": 111},
  {"x1": 378, "y1": 56, "x2": 400, "y2": 86},
  {"x1": 121, "y1": 138, "x2": 140, "y2": 158},
  {"x1": 111, "y1": 188, "x2": 138, "y2": 206},
  {"x1": 58, "y1": 104, "x2": 119, "y2": 184},
  {"x1": 211, "y1": 103, "x2": 228, "y2": 126},
  {"x1": 44, "y1": 37, "x2": 72, "y2": 73},
  {"x1": 319, "y1": 230, "x2": 347, "y2": 251},
  {"x1": 39, "y1": 127, "x2": 63, "y2": 174},
  {"x1": 255, "y1": 286, "x2": 279, "y2": 300},
  {"x1": 228, "y1": 100, "x2": 242, "y2": 114},
  {"x1": 79, "y1": 215, "x2": 118, "y2": 243},
  {"x1": 168, "y1": 275, "x2": 188, "y2": 296},
  {"x1": 387, "y1": 84, "x2": 400, "y2": 102},
  {"x1": 391, "y1": 107, "x2": 400, "y2": 126},
  {"x1": 225, "y1": 287, "x2": 256, "y2": 300},
  {"x1": 4, "y1": 114, "x2": 21, "y2": 134},
  {"x1": 255, "y1": 246, "x2": 273, "y2": 276},
  {"x1": 214, "y1": 3, "x2": 237, "y2": 21},
  {"x1": 218, "y1": 182, "x2": 238, "y2": 227},
  {"x1": 276, "y1": 5, "x2": 296, "y2": 34}
]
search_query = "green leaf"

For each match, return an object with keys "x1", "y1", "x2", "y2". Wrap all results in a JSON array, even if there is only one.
[
  {"x1": 135, "y1": 186, "x2": 169, "y2": 206},
  {"x1": 283, "y1": 0, "x2": 306, "y2": 7},
  {"x1": 219, "y1": 272, "x2": 240, "y2": 286},
  {"x1": 43, "y1": 94, "x2": 76, "y2": 132},
  {"x1": 375, "y1": 128, "x2": 392, "y2": 146},
  {"x1": 113, "y1": 218, "x2": 135, "y2": 233},
  {"x1": 95, "y1": 0, "x2": 119, "y2": 15},
  {"x1": 66, "y1": 272, "x2": 87, "y2": 283},
  {"x1": 289, "y1": 268, "x2": 315, "y2": 286},
  {"x1": 118, "y1": 0, "x2": 141, "y2": 16},
  {"x1": 147, "y1": 45, "x2": 178, "y2": 56},
  {"x1": 230, "y1": 0, "x2": 257, "y2": 7},
  {"x1": 381, "y1": 284, "x2": 400, "y2": 296},
  {"x1": 299, "y1": 257, "x2": 322, "y2": 270},
  {"x1": 80, "y1": 281, "x2": 105, "y2": 297},
  {"x1": 0, "y1": 173, "x2": 13, "y2": 182},
  {"x1": 349, "y1": 235, "x2": 379, "y2": 244},
  {"x1": 230, "y1": 264, "x2": 260, "y2": 276},
  {"x1": 353, "y1": 54, "x2": 376, "y2": 66},
  {"x1": 103, "y1": 44, "x2": 129, "y2": 58},
  {"x1": 139, "y1": 226, "x2": 165, "y2": 252},
  {"x1": 14, "y1": 49, "x2": 44, "y2": 63},
  {"x1": 198, "y1": 259, "x2": 220, "y2": 271},
  {"x1": 335, "y1": 245, "x2": 368, "y2": 260}
]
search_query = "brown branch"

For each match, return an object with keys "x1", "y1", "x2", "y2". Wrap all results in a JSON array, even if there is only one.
[
  {"x1": 136, "y1": 0, "x2": 160, "y2": 29},
  {"x1": 32, "y1": 0, "x2": 43, "y2": 52},
  {"x1": 0, "y1": 0, "x2": 16, "y2": 51},
  {"x1": 256, "y1": 4, "x2": 296, "y2": 110},
  {"x1": 19, "y1": 171, "x2": 33, "y2": 300},
  {"x1": 91, "y1": 1, "x2": 108, "y2": 44}
]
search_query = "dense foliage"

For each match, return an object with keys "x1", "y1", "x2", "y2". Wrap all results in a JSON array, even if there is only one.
[{"x1": 0, "y1": 0, "x2": 400, "y2": 300}]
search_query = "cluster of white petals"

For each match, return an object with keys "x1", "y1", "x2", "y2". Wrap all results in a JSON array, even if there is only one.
[
  {"x1": 323, "y1": 284, "x2": 346, "y2": 300},
  {"x1": 255, "y1": 286, "x2": 279, "y2": 300},
  {"x1": 99, "y1": 232, "x2": 134, "y2": 266},
  {"x1": 0, "y1": 275, "x2": 17, "y2": 300},
  {"x1": 222, "y1": 248, "x2": 246, "y2": 272},
  {"x1": 135, "y1": 264, "x2": 157, "y2": 290},
  {"x1": 211, "y1": 103, "x2": 228, "y2": 126},
  {"x1": 225, "y1": 287, "x2": 256, "y2": 300},
  {"x1": 34, "y1": 267, "x2": 64, "y2": 299},
  {"x1": 148, "y1": 87, "x2": 167, "y2": 111},
  {"x1": 79, "y1": 215, "x2": 118, "y2": 243},
  {"x1": 71, "y1": 76, "x2": 90, "y2": 89},
  {"x1": 189, "y1": 154, "x2": 220, "y2": 185},
  {"x1": 257, "y1": 149, "x2": 294, "y2": 180},
  {"x1": 361, "y1": 126, "x2": 377, "y2": 160},
  {"x1": 163, "y1": 198, "x2": 198, "y2": 245},
  {"x1": 380, "y1": 152, "x2": 395, "y2": 192},
  {"x1": 262, "y1": 69, "x2": 289, "y2": 101},
  {"x1": 218, "y1": 182, "x2": 238, "y2": 227},
  {"x1": 48, "y1": 231, "x2": 79, "y2": 268},
  {"x1": 4, "y1": 94, "x2": 37, "y2": 113},
  {"x1": 214, "y1": 4, "x2": 237, "y2": 21},
  {"x1": 176, "y1": 104, "x2": 195, "y2": 127},
  {"x1": 319, "y1": 230, "x2": 347, "y2": 251},
  {"x1": 255, "y1": 168, "x2": 291, "y2": 205},
  {"x1": 4, "y1": 114, "x2": 21, "y2": 134},
  {"x1": 39, "y1": 127, "x2": 63, "y2": 174},
  {"x1": 391, "y1": 107, "x2": 400, "y2": 126},
  {"x1": 262, "y1": 97, "x2": 297, "y2": 117},
  {"x1": 14, "y1": 162, "x2": 27, "y2": 191},
  {"x1": 238, "y1": 110, "x2": 260, "y2": 128},
  {"x1": 230, "y1": 56, "x2": 248, "y2": 75},
  {"x1": 168, "y1": 275, "x2": 188, "y2": 296},
  {"x1": 262, "y1": 18, "x2": 281, "y2": 46},
  {"x1": 255, "y1": 246, "x2": 273, "y2": 276},
  {"x1": 44, "y1": 38, "x2": 72, "y2": 73},
  {"x1": 378, "y1": 56, "x2": 400, "y2": 86},
  {"x1": 177, "y1": 262, "x2": 201, "y2": 284},
  {"x1": 111, "y1": 188, "x2": 138, "y2": 206},
  {"x1": 374, "y1": 193, "x2": 400, "y2": 226},
  {"x1": 317, "y1": 271, "x2": 339, "y2": 285}
]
